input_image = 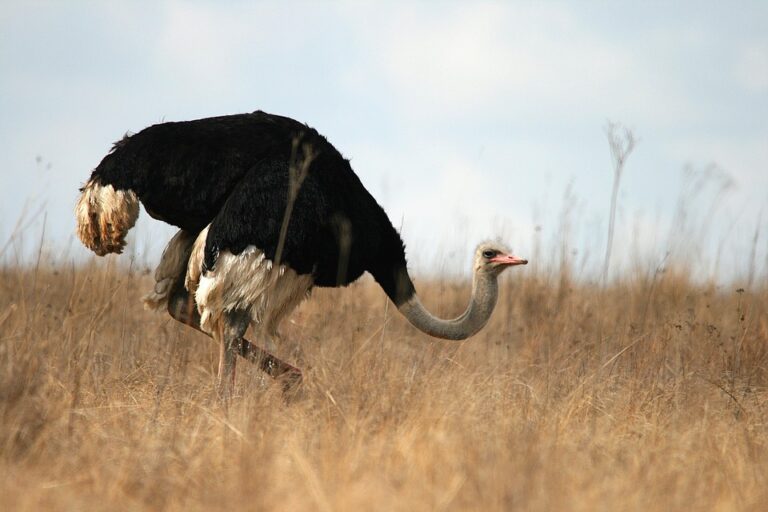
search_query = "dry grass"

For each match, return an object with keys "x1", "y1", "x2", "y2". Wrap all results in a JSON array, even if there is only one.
[{"x1": 1, "y1": 257, "x2": 767, "y2": 511}]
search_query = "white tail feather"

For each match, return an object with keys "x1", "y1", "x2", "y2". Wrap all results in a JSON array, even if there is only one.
[{"x1": 75, "y1": 179, "x2": 139, "y2": 256}]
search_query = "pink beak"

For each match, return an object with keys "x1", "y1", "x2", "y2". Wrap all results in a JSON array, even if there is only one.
[{"x1": 490, "y1": 254, "x2": 528, "y2": 266}]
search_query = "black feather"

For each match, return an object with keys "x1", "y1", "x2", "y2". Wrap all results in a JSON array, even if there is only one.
[{"x1": 89, "y1": 110, "x2": 415, "y2": 305}]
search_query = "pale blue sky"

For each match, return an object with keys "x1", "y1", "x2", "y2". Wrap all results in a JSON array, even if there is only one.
[{"x1": 1, "y1": 1, "x2": 766, "y2": 280}]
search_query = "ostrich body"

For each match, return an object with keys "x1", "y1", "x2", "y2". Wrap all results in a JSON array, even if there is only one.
[{"x1": 75, "y1": 111, "x2": 527, "y2": 392}]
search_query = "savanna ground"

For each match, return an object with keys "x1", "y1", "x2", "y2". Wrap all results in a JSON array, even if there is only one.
[{"x1": 1, "y1": 254, "x2": 766, "y2": 511}]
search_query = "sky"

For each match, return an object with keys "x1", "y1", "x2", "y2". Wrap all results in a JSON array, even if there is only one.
[{"x1": 1, "y1": 1, "x2": 766, "y2": 281}]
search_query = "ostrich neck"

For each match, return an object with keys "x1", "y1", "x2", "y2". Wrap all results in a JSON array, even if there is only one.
[{"x1": 397, "y1": 270, "x2": 499, "y2": 340}]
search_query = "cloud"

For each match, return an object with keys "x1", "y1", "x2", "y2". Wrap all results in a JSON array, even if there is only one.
[
  {"x1": 337, "y1": 2, "x2": 768, "y2": 139},
  {"x1": 152, "y1": 2, "x2": 273, "y2": 97},
  {"x1": 339, "y1": 3, "x2": 700, "y2": 128},
  {"x1": 735, "y1": 42, "x2": 768, "y2": 93}
]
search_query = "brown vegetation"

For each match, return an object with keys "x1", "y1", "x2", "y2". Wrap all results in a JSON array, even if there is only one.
[{"x1": 1, "y1": 256, "x2": 766, "y2": 511}]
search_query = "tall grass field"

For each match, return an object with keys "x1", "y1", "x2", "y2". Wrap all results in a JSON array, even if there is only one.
[{"x1": 1, "y1": 245, "x2": 766, "y2": 510}]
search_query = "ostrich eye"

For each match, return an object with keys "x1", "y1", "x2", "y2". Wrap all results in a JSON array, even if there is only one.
[{"x1": 482, "y1": 250, "x2": 496, "y2": 259}]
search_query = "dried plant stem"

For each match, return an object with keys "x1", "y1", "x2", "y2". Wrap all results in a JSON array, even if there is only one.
[
  {"x1": 603, "y1": 122, "x2": 636, "y2": 285},
  {"x1": 273, "y1": 136, "x2": 315, "y2": 271}
]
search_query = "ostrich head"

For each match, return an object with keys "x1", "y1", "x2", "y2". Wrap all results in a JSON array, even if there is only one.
[{"x1": 473, "y1": 241, "x2": 528, "y2": 276}]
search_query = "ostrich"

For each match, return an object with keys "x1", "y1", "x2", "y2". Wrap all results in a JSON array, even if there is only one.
[{"x1": 75, "y1": 111, "x2": 527, "y2": 392}]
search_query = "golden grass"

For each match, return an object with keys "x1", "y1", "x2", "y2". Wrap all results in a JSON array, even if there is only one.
[{"x1": 1, "y1": 259, "x2": 767, "y2": 511}]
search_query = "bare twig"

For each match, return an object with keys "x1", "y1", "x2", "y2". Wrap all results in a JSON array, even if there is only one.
[
  {"x1": 273, "y1": 136, "x2": 316, "y2": 270},
  {"x1": 603, "y1": 122, "x2": 636, "y2": 285},
  {"x1": 262, "y1": 135, "x2": 316, "y2": 342}
]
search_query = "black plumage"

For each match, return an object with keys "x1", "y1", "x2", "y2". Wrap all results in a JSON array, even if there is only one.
[{"x1": 89, "y1": 110, "x2": 415, "y2": 305}]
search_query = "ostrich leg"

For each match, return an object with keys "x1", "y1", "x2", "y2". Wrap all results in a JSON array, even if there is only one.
[
  {"x1": 215, "y1": 309, "x2": 250, "y2": 397},
  {"x1": 166, "y1": 277, "x2": 302, "y2": 385}
]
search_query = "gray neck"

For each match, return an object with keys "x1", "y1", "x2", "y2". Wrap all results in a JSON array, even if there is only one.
[{"x1": 397, "y1": 271, "x2": 499, "y2": 340}]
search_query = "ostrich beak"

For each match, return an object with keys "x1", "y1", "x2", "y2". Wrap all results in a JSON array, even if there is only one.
[{"x1": 491, "y1": 254, "x2": 528, "y2": 266}]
